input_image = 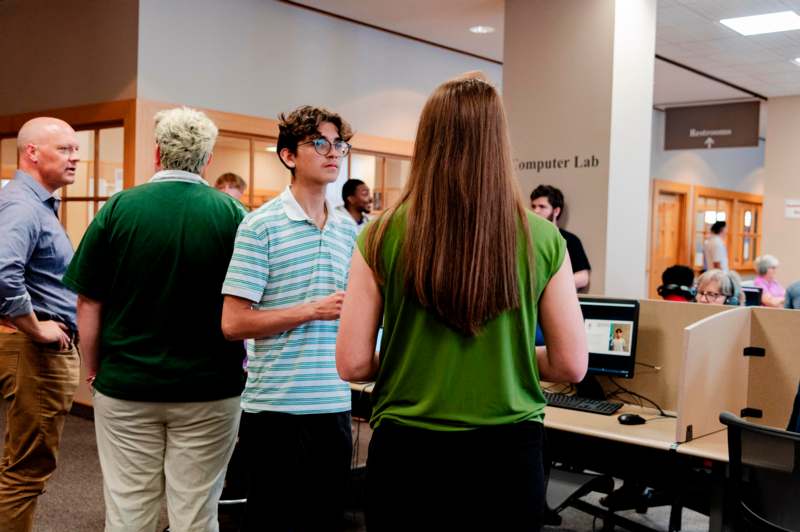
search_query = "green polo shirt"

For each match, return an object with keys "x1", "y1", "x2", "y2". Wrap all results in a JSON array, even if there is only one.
[
  {"x1": 63, "y1": 170, "x2": 247, "y2": 402},
  {"x1": 359, "y1": 208, "x2": 565, "y2": 431}
]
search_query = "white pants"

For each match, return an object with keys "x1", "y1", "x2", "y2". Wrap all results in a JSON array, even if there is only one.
[{"x1": 93, "y1": 391, "x2": 241, "y2": 532}]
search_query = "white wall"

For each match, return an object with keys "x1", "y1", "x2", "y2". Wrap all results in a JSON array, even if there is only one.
[
  {"x1": 504, "y1": 0, "x2": 615, "y2": 295},
  {"x1": 763, "y1": 96, "x2": 800, "y2": 286},
  {"x1": 137, "y1": 0, "x2": 502, "y2": 141},
  {"x1": 650, "y1": 110, "x2": 765, "y2": 194},
  {"x1": 605, "y1": 0, "x2": 656, "y2": 298}
]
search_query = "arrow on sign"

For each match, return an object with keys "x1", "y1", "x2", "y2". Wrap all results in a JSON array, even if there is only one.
[{"x1": 704, "y1": 137, "x2": 715, "y2": 149}]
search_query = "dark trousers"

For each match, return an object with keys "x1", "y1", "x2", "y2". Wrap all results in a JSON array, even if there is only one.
[
  {"x1": 366, "y1": 420, "x2": 545, "y2": 532},
  {"x1": 240, "y1": 410, "x2": 353, "y2": 532}
]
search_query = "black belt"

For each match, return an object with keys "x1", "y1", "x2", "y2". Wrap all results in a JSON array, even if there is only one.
[
  {"x1": 33, "y1": 311, "x2": 77, "y2": 344},
  {"x1": 35, "y1": 328, "x2": 79, "y2": 350}
]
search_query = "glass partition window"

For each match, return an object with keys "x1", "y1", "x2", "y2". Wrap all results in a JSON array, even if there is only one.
[
  {"x1": 350, "y1": 152, "x2": 410, "y2": 212},
  {"x1": 98, "y1": 127, "x2": 124, "y2": 197},
  {"x1": 209, "y1": 135, "x2": 410, "y2": 212},
  {"x1": 60, "y1": 125, "x2": 125, "y2": 244},
  {"x1": 65, "y1": 130, "x2": 94, "y2": 197},
  {"x1": 253, "y1": 140, "x2": 291, "y2": 208},
  {"x1": 691, "y1": 189, "x2": 762, "y2": 272},
  {"x1": 211, "y1": 135, "x2": 251, "y2": 204},
  {"x1": 1, "y1": 138, "x2": 17, "y2": 186},
  {"x1": 693, "y1": 196, "x2": 732, "y2": 269},
  {"x1": 211, "y1": 135, "x2": 293, "y2": 210},
  {"x1": 63, "y1": 201, "x2": 94, "y2": 249},
  {"x1": 381, "y1": 157, "x2": 410, "y2": 210},
  {"x1": 734, "y1": 201, "x2": 761, "y2": 269}
]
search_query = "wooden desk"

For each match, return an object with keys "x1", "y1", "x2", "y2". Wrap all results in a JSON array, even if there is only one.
[
  {"x1": 677, "y1": 429, "x2": 728, "y2": 463},
  {"x1": 673, "y1": 429, "x2": 730, "y2": 532},
  {"x1": 545, "y1": 404, "x2": 678, "y2": 451},
  {"x1": 544, "y1": 405, "x2": 733, "y2": 532}
]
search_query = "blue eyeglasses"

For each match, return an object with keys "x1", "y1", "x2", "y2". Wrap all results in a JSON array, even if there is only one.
[{"x1": 297, "y1": 137, "x2": 351, "y2": 156}]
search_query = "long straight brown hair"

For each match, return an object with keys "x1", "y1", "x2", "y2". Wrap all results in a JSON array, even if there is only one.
[{"x1": 365, "y1": 73, "x2": 531, "y2": 336}]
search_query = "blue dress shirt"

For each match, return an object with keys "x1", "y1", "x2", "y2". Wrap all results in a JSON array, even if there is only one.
[{"x1": 0, "y1": 170, "x2": 77, "y2": 331}]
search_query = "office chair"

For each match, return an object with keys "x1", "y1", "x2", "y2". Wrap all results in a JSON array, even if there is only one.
[{"x1": 719, "y1": 412, "x2": 800, "y2": 531}]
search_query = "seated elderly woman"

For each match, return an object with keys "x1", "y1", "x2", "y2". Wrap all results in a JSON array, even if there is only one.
[
  {"x1": 753, "y1": 254, "x2": 786, "y2": 307},
  {"x1": 694, "y1": 269, "x2": 742, "y2": 305}
]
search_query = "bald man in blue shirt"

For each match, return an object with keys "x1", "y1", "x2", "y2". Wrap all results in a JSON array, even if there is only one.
[{"x1": 0, "y1": 117, "x2": 81, "y2": 531}]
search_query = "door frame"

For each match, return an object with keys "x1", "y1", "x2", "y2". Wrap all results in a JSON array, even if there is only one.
[{"x1": 649, "y1": 180, "x2": 692, "y2": 298}]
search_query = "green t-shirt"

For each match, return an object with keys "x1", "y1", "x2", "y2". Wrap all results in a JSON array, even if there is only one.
[
  {"x1": 358, "y1": 209, "x2": 566, "y2": 431},
  {"x1": 63, "y1": 174, "x2": 247, "y2": 402}
]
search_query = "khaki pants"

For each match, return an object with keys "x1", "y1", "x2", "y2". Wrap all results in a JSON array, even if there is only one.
[
  {"x1": 0, "y1": 330, "x2": 80, "y2": 532},
  {"x1": 93, "y1": 391, "x2": 241, "y2": 532}
]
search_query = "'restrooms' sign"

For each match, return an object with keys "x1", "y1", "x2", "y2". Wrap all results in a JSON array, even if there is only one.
[{"x1": 665, "y1": 101, "x2": 759, "y2": 150}]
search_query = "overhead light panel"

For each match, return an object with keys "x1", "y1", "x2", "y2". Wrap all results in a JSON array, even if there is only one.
[
  {"x1": 792, "y1": 57, "x2": 800, "y2": 67},
  {"x1": 720, "y1": 11, "x2": 800, "y2": 36},
  {"x1": 469, "y1": 25, "x2": 495, "y2": 34},
  {"x1": 266, "y1": 146, "x2": 277, "y2": 152}
]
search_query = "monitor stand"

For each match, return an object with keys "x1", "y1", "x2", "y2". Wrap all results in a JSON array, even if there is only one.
[{"x1": 575, "y1": 374, "x2": 606, "y2": 401}]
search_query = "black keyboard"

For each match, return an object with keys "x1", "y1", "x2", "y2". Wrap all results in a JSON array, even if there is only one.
[{"x1": 544, "y1": 391, "x2": 623, "y2": 416}]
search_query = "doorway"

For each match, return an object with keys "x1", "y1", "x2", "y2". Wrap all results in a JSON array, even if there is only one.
[{"x1": 649, "y1": 181, "x2": 691, "y2": 298}]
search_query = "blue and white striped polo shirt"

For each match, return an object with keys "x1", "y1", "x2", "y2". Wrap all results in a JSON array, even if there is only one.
[{"x1": 222, "y1": 186, "x2": 357, "y2": 414}]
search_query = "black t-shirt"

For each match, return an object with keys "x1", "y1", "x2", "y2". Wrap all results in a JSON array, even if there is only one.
[{"x1": 559, "y1": 228, "x2": 591, "y2": 273}]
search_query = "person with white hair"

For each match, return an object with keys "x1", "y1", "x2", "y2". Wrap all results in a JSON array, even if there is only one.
[
  {"x1": 753, "y1": 254, "x2": 786, "y2": 307},
  {"x1": 63, "y1": 107, "x2": 248, "y2": 531},
  {"x1": 0, "y1": 117, "x2": 81, "y2": 531},
  {"x1": 694, "y1": 269, "x2": 742, "y2": 306}
]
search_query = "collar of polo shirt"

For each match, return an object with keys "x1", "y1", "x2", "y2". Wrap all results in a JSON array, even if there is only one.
[{"x1": 281, "y1": 185, "x2": 339, "y2": 224}]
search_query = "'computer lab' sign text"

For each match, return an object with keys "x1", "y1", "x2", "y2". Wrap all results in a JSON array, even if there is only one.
[{"x1": 516, "y1": 155, "x2": 600, "y2": 173}]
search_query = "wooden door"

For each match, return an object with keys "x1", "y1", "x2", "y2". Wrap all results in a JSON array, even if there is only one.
[{"x1": 649, "y1": 181, "x2": 690, "y2": 298}]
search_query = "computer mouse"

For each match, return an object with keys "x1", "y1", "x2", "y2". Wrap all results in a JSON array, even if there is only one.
[{"x1": 617, "y1": 413, "x2": 646, "y2": 425}]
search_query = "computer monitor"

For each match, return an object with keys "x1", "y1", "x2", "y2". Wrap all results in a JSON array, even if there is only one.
[
  {"x1": 741, "y1": 286, "x2": 763, "y2": 307},
  {"x1": 579, "y1": 297, "x2": 639, "y2": 379}
]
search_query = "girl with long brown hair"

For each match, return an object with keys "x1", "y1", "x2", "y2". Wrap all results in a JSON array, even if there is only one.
[{"x1": 337, "y1": 73, "x2": 587, "y2": 530}]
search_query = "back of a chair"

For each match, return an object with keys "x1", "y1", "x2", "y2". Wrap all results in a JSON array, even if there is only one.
[{"x1": 720, "y1": 412, "x2": 800, "y2": 531}]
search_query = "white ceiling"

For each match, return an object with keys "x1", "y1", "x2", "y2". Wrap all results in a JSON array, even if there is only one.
[
  {"x1": 291, "y1": 0, "x2": 505, "y2": 62},
  {"x1": 292, "y1": 0, "x2": 800, "y2": 103}
]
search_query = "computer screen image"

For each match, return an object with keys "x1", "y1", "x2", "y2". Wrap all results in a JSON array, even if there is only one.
[{"x1": 579, "y1": 298, "x2": 639, "y2": 379}]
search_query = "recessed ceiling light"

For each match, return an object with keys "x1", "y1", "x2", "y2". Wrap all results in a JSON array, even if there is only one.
[
  {"x1": 266, "y1": 146, "x2": 277, "y2": 152},
  {"x1": 469, "y1": 25, "x2": 495, "y2": 34},
  {"x1": 720, "y1": 11, "x2": 800, "y2": 36},
  {"x1": 792, "y1": 57, "x2": 800, "y2": 67}
]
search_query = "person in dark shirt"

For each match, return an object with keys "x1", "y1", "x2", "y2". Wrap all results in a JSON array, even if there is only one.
[
  {"x1": 657, "y1": 265, "x2": 695, "y2": 302},
  {"x1": 64, "y1": 108, "x2": 246, "y2": 531},
  {"x1": 530, "y1": 185, "x2": 591, "y2": 291}
]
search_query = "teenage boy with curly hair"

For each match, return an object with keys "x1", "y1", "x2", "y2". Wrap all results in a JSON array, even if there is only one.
[{"x1": 221, "y1": 106, "x2": 357, "y2": 530}]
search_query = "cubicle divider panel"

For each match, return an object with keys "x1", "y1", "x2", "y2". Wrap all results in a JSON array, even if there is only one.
[
  {"x1": 676, "y1": 306, "x2": 751, "y2": 442},
  {"x1": 747, "y1": 307, "x2": 800, "y2": 429},
  {"x1": 600, "y1": 299, "x2": 726, "y2": 412}
]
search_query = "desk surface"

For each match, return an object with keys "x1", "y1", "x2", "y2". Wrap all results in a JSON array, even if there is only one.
[
  {"x1": 544, "y1": 404, "x2": 679, "y2": 451},
  {"x1": 350, "y1": 382, "x2": 679, "y2": 450},
  {"x1": 675, "y1": 429, "x2": 728, "y2": 462}
]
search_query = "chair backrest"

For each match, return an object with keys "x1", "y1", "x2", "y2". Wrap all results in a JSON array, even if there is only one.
[
  {"x1": 788, "y1": 383, "x2": 800, "y2": 434},
  {"x1": 720, "y1": 412, "x2": 800, "y2": 531}
]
